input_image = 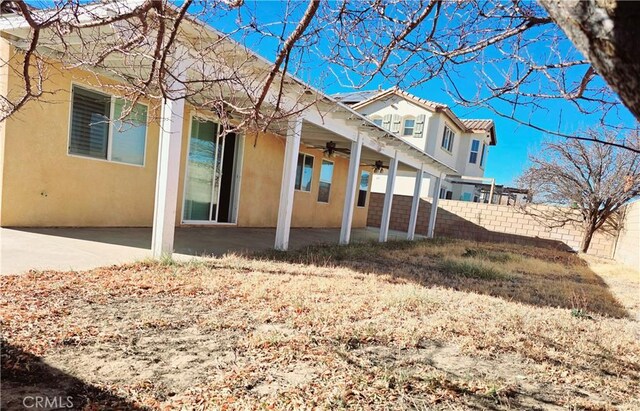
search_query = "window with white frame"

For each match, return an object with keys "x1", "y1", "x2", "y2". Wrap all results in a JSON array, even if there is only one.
[
  {"x1": 69, "y1": 85, "x2": 147, "y2": 166},
  {"x1": 317, "y1": 159, "x2": 334, "y2": 203},
  {"x1": 469, "y1": 139, "x2": 480, "y2": 164},
  {"x1": 439, "y1": 187, "x2": 446, "y2": 199},
  {"x1": 441, "y1": 125, "x2": 455, "y2": 152},
  {"x1": 295, "y1": 153, "x2": 314, "y2": 192},
  {"x1": 402, "y1": 117, "x2": 415, "y2": 136},
  {"x1": 480, "y1": 143, "x2": 487, "y2": 167},
  {"x1": 357, "y1": 170, "x2": 370, "y2": 207}
]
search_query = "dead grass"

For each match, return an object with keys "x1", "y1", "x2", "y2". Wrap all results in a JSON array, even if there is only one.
[
  {"x1": 1, "y1": 238, "x2": 639, "y2": 410},
  {"x1": 261, "y1": 239, "x2": 628, "y2": 318}
]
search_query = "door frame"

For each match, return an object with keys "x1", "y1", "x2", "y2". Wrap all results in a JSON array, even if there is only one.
[{"x1": 181, "y1": 113, "x2": 243, "y2": 226}]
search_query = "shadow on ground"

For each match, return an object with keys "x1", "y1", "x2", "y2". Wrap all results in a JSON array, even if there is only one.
[
  {"x1": 1, "y1": 340, "x2": 148, "y2": 410},
  {"x1": 255, "y1": 238, "x2": 629, "y2": 318}
]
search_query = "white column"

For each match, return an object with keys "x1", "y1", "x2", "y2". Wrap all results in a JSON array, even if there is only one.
[
  {"x1": 151, "y1": 65, "x2": 187, "y2": 258},
  {"x1": 379, "y1": 151, "x2": 399, "y2": 242},
  {"x1": 488, "y1": 178, "x2": 495, "y2": 204},
  {"x1": 427, "y1": 175, "x2": 443, "y2": 238},
  {"x1": 340, "y1": 133, "x2": 363, "y2": 245},
  {"x1": 407, "y1": 164, "x2": 425, "y2": 240},
  {"x1": 275, "y1": 117, "x2": 303, "y2": 251}
]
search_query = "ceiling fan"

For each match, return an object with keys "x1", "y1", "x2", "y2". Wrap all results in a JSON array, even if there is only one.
[
  {"x1": 367, "y1": 160, "x2": 388, "y2": 173},
  {"x1": 309, "y1": 141, "x2": 351, "y2": 157}
]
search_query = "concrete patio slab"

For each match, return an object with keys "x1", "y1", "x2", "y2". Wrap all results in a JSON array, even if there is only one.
[{"x1": 1, "y1": 226, "x2": 417, "y2": 275}]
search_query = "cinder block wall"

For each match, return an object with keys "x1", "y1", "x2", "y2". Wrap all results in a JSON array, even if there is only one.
[
  {"x1": 613, "y1": 201, "x2": 640, "y2": 269},
  {"x1": 367, "y1": 193, "x2": 616, "y2": 258}
]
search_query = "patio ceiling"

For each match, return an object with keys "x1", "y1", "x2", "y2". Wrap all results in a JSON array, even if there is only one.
[{"x1": 300, "y1": 121, "x2": 417, "y2": 172}]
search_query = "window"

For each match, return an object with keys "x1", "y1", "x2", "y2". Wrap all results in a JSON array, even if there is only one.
[
  {"x1": 441, "y1": 126, "x2": 455, "y2": 152},
  {"x1": 317, "y1": 159, "x2": 334, "y2": 203},
  {"x1": 357, "y1": 171, "x2": 370, "y2": 207},
  {"x1": 371, "y1": 116, "x2": 383, "y2": 127},
  {"x1": 445, "y1": 190, "x2": 453, "y2": 200},
  {"x1": 111, "y1": 99, "x2": 148, "y2": 165},
  {"x1": 469, "y1": 139, "x2": 480, "y2": 164},
  {"x1": 69, "y1": 85, "x2": 147, "y2": 166},
  {"x1": 480, "y1": 143, "x2": 486, "y2": 167},
  {"x1": 402, "y1": 117, "x2": 415, "y2": 136},
  {"x1": 295, "y1": 153, "x2": 314, "y2": 192},
  {"x1": 439, "y1": 187, "x2": 447, "y2": 199}
]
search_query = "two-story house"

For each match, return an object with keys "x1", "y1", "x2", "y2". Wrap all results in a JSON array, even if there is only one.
[{"x1": 334, "y1": 87, "x2": 497, "y2": 202}]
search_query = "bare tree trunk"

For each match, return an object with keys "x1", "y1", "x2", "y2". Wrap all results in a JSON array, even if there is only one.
[
  {"x1": 539, "y1": 0, "x2": 640, "y2": 120},
  {"x1": 580, "y1": 221, "x2": 597, "y2": 253}
]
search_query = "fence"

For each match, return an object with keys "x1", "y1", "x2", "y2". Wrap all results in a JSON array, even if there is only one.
[
  {"x1": 367, "y1": 193, "x2": 617, "y2": 259},
  {"x1": 613, "y1": 200, "x2": 640, "y2": 269}
]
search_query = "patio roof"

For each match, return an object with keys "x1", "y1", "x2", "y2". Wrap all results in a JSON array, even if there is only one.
[{"x1": 0, "y1": 3, "x2": 458, "y2": 176}]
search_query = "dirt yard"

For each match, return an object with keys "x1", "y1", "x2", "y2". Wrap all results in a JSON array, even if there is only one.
[{"x1": 1, "y1": 239, "x2": 639, "y2": 410}]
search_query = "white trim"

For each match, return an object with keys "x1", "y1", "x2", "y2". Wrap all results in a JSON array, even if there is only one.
[
  {"x1": 182, "y1": 221, "x2": 237, "y2": 226},
  {"x1": 379, "y1": 151, "x2": 399, "y2": 242},
  {"x1": 275, "y1": 117, "x2": 303, "y2": 250},
  {"x1": 230, "y1": 133, "x2": 244, "y2": 224},
  {"x1": 340, "y1": 133, "x2": 363, "y2": 245},
  {"x1": 151, "y1": 74, "x2": 187, "y2": 257},
  {"x1": 401, "y1": 115, "x2": 416, "y2": 137},
  {"x1": 212, "y1": 122, "x2": 225, "y2": 222},
  {"x1": 428, "y1": 175, "x2": 443, "y2": 238},
  {"x1": 407, "y1": 165, "x2": 424, "y2": 240}
]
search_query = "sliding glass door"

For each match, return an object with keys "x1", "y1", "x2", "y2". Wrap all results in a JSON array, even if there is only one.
[{"x1": 183, "y1": 117, "x2": 240, "y2": 223}]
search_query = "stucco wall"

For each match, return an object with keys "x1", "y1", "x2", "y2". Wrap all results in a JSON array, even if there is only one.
[
  {"x1": 367, "y1": 193, "x2": 616, "y2": 258},
  {"x1": 613, "y1": 200, "x2": 640, "y2": 270},
  {"x1": 0, "y1": 42, "x2": 161, "y2": 227},
  {"x1": 0, "y1": 40, "x2": 370, "y2": 229},
  {"x1": 237, "y1": 132, "x2": 370, "y2": 228}
]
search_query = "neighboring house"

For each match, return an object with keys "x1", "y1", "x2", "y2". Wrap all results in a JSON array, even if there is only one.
[
  {"x1": 335, "y1": 88, "x2": 497, "y2": 202},
  {"x1": 0, "y1": 4, "x2": 456, "y2": 256}
]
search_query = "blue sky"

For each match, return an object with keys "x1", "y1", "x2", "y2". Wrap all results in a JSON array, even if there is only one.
[{"x1": 204, "y1": 1, "x2": 636, "y2": 186}]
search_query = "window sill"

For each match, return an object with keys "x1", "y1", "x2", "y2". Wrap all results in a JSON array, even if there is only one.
[{"x1": 67, "y1": 153, "x2": 145, "y2": 168}]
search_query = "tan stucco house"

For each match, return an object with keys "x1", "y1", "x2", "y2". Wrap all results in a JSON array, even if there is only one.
[{"x1": 0, "y1": 3, "x2": 457, "y2": 257}]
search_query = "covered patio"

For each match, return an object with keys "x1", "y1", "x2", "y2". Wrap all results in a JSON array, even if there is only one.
[
  {"x1": 0, "y1": 226, "x2": 421, "y2": 275},
  {"x1": 0, "y1": 3, "x2": 457, "y2": 272}
]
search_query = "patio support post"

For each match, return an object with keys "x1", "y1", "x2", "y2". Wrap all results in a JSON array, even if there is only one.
[
  {"x1": 489, "y1": 178, "x2": 495, "y2": 204},
  {"x1": 275, "y1": 117, "x2": 303, "y2": 251},
  {"x1": 427, "y1": 175, "x2": 443, "y2": 238},
  {"x1": 151, "y1": 60, "x2": 187, "y2": 258},
  {"x1": 379, "y1": 151, "x2": 399, "y2": 242},
  {"x1": 339, "y1": 132, "x2": 363, "y2": 245},
  {"x1": 407, "y1": 164, "x2": 425, "y2": 240}
]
